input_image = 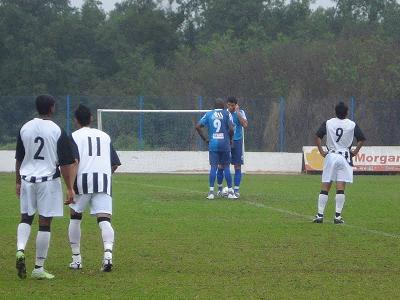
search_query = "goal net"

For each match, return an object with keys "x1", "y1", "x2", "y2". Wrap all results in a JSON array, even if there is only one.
[
  {"x1": 97, "y1": 109, "x2": 246, "y2": 173},
  {"x1": 97, "y1": 109, "x2": 211, "y2": 151}
]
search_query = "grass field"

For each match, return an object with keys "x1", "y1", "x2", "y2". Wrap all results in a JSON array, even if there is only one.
[{"x1": 0, "y1": 173, "x2": 399, "y2": 299}]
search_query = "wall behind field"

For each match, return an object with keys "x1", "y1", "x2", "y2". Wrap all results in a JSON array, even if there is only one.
[{"x1": 0, "y1": 151, "x2": 303, "y2": 174}]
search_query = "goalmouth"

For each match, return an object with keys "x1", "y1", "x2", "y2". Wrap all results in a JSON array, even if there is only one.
[{"x1": 96, "y1": 108, "x2": 247, "y2": 173}]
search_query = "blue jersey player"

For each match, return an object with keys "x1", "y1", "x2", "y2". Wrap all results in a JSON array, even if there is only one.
[
  {"x1": 196, "y1": 99, "x2": 235, "y2": 199},
  {"x1": 222, "y1": 97, "x2": 248, "y2": 198}
]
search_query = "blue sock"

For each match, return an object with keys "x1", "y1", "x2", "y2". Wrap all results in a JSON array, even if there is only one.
[
  {"x1": 224, "y1": 166, "x2": 232, "y2": 188},
  {"x1": 234, "y1": 168, "x2": 242, "y2": 191},
  {"x1": 217, "y1": 168, "x2": 224, "y2": 190},
  {"x1": 209, "y1": 165, "x2": 217, "y2": 189}
]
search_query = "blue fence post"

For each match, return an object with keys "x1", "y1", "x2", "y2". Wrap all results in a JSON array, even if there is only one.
[
  {"x1": 350, "y1": 96, "x2": 355, "y2": 121},
  {"x1": 197, "y1": 96, "x2": 203, "y2": 151},
  {"x1": 279, "y1": 96, "x2": 285, "y2": 152},
  {"x1": 138, "y1": 96, "x2": 144, "y2": 150},
  {"x1": 66, "y1": 95, "x2": 71, "y2": 135}
]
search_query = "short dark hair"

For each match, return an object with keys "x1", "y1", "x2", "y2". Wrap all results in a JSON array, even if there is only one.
[
  {"x1": 335, "y1": 102, "x2": 348, "y2": 119},
  {"x1": 36, "y1": 95, "x2": 55, "y2": 115},
  {"x1": 215, "y1": 98, "x2": 225, "y2": 109},
  {"x1": 74, "y1": 104, "x2": 91, "y2": 126},
  {"x1": 227, "y1": 96, "x2": 237, "y2": 104}
]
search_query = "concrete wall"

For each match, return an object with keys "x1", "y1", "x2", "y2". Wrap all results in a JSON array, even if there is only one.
[{"x1": 0, "y1": 151, "x2": 303, "y2": 174}]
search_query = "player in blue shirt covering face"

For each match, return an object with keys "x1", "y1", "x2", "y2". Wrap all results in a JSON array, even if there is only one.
[
  {"x1": 224, "y1": 97, "x2": 248, "y2": 198},
  {"x1": 196, "y1": 99, "x2": 236, "y2": 199}
]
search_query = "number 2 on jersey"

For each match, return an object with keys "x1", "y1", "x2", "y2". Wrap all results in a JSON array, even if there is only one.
[
  {"x1": 335, "y1": 128, "x2": 343, "y2": 142},
  {"x1": 33, "y1": 136, "x2": 45, "y2": 160},
  {"x1": 213, "y1": 119, "x2": 221, "y2": 132}
]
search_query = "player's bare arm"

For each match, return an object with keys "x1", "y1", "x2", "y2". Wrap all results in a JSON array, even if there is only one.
[
  {"x1": 235, "y1": 105, "x2": 248, "y2": 128},
  {"x1": 112, "y1": 164, "x2": 119, "y2": 174},
  {"x1": 351, "y1": 140, "x2": 364, "y2": 157},
  {"x1": 61, "y1": 163, "x2": 76, "y2": 205},
  {"x1": 15, "y1": 160, "x2": 22, "y2": 198},
  {"x1": 195, "y1": 124, "x2": 209, "y2": 144},
  {"x1": 315, "y1": 136, "x2": 327, "y2": 157}
]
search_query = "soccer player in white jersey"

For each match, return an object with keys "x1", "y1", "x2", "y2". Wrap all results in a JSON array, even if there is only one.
[
  {"x1": 15, "y1": 95, "x2": 76, "y2": 280},
  {"x1": 313, "y1": 102, "x2": 366, "y2": 224},
  {"x1": 67, "y1": 104, "x2": 121, "y2": 272}
]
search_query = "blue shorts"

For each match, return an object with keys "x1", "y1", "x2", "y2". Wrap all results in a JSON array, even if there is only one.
[
  {"x1": 209, "y1": 151, "x2": 231, "y2": 166},
  {"x1": 231, "y1": 139, "x2": 244, "y2": 165}
]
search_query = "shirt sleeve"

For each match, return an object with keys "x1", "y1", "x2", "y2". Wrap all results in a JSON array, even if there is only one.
[
  {"x1": 110, "y1": 144, "x2": 121, "y2": 166},
  {"x1": 354, "y1": 124, "x2": 366, "y2": 142},
  {"x1": 240, "y1": 110, "x2": 247, "y2": 120},
  {"x1": 316, "y1": 121, "x2": 327, "y2": 139},
  {"x1": 70, "y1": 136, "x2": 80, "y2": 162},
  {"x1": 57, "y1": 129, "x2": 75, "y2": 166},
  {"x1": 15, "y1": 131, "x2": 25, "y2": 162}
]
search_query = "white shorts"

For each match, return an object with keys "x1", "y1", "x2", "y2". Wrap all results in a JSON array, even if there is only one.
[
  {"x1": 69, "y1": 193, "x2": 112, "y2": 215},
  {"x1": 20, "y1": 178, "x2": 63, "y2": 217},
  {"x1": 322, "y1": 153, "x2": 353, "y2": 183}
]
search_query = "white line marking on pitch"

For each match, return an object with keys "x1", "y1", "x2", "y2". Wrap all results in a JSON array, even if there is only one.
[{"x1": 125, "y1": 181, "x2": 400, "y2": 239}]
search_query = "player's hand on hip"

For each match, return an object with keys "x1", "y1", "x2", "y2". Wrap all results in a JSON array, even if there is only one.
[
  {"x1": 16, "y1": 183, "x2": 21, "y2": 198},
  {"x1": 320, "y1": 150, "x2": 328, "y2": 157},
  {"x1": 64, "y1": 188, "x2": 75, "y2": 205}
]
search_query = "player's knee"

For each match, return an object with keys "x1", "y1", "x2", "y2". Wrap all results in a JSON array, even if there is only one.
[
  {"x1": 320, "y1": 190, "x2": 329, "y2": 195},
  {"x1": 38, "y1": 216, "x2": 52, "y2": 227},
  {"x1": 20, "y1": 214, "x2": 34, "y2": 225},
  {"x1": 336, "y1": 190, "x2": 345, "y2": 194},
  {"x1": 97, "y1": 216, "x2": 111, "y2": 224},
  {"x1": 234, "y1": 165, "x2": 241, "y2": 170}
]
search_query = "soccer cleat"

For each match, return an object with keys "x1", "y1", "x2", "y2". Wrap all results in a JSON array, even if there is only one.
[
  {"x1": 216, "y1": 191, "x2": 224, "y2": 197},
  {"x1": 16, "y1": 250, "x2": 26, "y2": 279},
  {"x1": 334, "y1": 217, "x2": 345, "y2": 224},
  {"x1": 206, "y1": 192, "x2": 215, "y2": 200},
  {"x1": 227, "y1": 192, "x2": 237, "y2": 199},
  {"x1": 101, "y1": 259, "x2": 113, "y2": 272},
  {"x1": 69, "y1": 254, "x2": 82, "y2": 269},
  {"x1": 69, "y1": 261, "x2": 83, "y2": 270},
  {"x1": 31, "y1": 268, "x2": 55, "y2": 280},
  {"x1": 234, "y1": 192, "x2": 240, "y2": 199},
  {"x1": 312, "y1": 215, "x2": 323, "y2": 223}
]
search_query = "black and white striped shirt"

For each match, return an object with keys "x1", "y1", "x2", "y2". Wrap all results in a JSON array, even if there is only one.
[{"x1": 71, "y1": 127, "x2": 121, "y2": 196}]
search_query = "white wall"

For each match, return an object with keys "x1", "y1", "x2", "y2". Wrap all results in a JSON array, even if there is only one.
[{"x1": 0, "y1": 151, "x2": 303, "y2": 174}]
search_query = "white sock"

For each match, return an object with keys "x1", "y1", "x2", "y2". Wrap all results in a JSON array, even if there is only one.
[
  {"x1": 318, "y1": 193, "x2": 329, "y2": 215},
  {"x1": 335, "y1": 194, "x2": 346, "y2": 215},
  {"x1": 98, "y1": 221, "x2": 114, "y2": 258},
  {"x1": 69, "y1": 219, "x2": 81, "y2": 256},
  {"x1": 35, "y1": 231, "x2": 50, "y2": 267},
  {"x1": 17, "y1": 223, "x2": 31, "y2": 251},
  {"x1": 209, "y1": 187, "x2": 214, "y2": 192}
]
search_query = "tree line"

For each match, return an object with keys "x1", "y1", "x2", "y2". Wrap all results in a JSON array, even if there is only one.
[{"x1": 0, "y1": 0, "x2": 399, "y2": 150}]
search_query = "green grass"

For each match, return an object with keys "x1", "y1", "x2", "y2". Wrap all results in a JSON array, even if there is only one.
[{"x1": 0, "y1": 173, "x2": 399, "y2": 299}]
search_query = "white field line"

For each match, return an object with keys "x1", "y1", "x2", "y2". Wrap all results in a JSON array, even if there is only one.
[{"x1": 124, "y1": 181, "x2": 400, "y2": 239}]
